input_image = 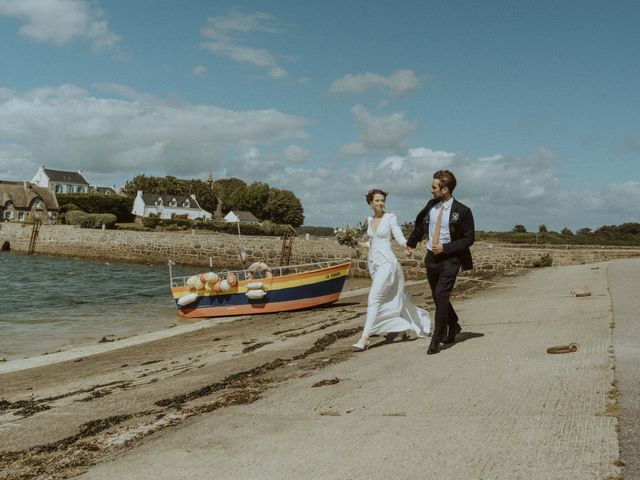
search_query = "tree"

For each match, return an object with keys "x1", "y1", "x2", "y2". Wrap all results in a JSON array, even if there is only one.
[
  {"x1": 561, "y1": 227, "x2": 573, "y2": 236},
  {"x1": 239, "y1": 182, "x2": 271, "y2": 220},
  {"x1": 576, "y1": 227, "x2": 593, "y2": 236},
  {"x1": 212, "y1": 178, "x2": 247, "y2": 213},
  {"x1": 538, "y1": 224, "x2": 548, "y2": 233},
  {"x1": 265, "y1": 188, "x2": 304, "y2": 227},
  {"x1": 184, "y1": 179, "x2": 218, "y2": 213},
  {"x1": 512, "y1": 224, "x2": 527, "y2": 233},
  {"x1": 122, "y1": 174, "x2": 161, "y2": 197}
]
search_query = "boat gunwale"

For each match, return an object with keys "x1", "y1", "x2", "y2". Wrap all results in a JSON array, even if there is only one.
[{"x1": 170, "y1": 258, "x2": 352, "y2": 289}]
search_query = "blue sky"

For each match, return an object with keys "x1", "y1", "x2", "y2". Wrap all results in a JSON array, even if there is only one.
[{"x1": 1, "y1": 0, "x2": 639, "y2": 231}]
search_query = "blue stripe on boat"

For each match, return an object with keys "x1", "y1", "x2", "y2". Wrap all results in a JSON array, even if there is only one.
[{"x1": 177, "y1": 275, "x2": 347, "y2": 310}]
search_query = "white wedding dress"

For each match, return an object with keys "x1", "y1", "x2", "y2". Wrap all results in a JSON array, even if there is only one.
[{"x1": 362, "y1": 213, "x2": 430, "y2": 337}]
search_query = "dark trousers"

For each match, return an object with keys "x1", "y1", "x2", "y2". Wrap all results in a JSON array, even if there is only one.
[{"x1": 426, "y1": 251, "x2": 460, "y2": 343}]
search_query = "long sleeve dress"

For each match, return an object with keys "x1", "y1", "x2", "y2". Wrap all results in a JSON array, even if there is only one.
[{"x1": 362, "y1": 213, "x2": 431, "y2": 337}]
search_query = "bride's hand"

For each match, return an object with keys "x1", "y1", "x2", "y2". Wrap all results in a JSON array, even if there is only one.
[{"x1": 404, "y1": 247, "x2": 414, "y2": 257}]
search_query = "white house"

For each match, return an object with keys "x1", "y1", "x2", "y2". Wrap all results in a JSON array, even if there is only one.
[
  {"x1": 131, "y1": 191, "x2": 213, "y2": 220},
  {"x1": 31, "y1": 166, "x2": 90, "y2": 194},
  {"x1": 224, "y1": 210, "x2": 260, "y2": 224}
]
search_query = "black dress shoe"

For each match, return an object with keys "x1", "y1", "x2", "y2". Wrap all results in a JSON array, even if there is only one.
[
  {"x1": 444, "y1": 324, "x2": 462, "y2": 344},
  {"x1": 384, "y1": 332, "x2": 399, "y2": 342},
  {"x1": 427, "y1": 339, "x2": 441, "y2": 354}
]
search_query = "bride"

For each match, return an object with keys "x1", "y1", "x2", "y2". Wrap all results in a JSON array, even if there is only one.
[{"x1": 352, "y1": 189, "x2": 431, "y2": 351}]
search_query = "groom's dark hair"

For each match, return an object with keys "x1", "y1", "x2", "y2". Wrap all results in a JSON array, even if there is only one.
[{"x1": 433, "y1": 170, "x2": 457, "y2": 193}]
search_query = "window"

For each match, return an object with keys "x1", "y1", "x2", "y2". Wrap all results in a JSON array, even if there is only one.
[
  {"x1": 54, "y1": 184, "x2": 62, "y2": 193},
  {"x1": 170, "y1": 198, "x2": 177, "y2": 207},
  {"x1": 4, "y1": 211, "x2": 11, "y2": 220},
  {"x1": 66, "y1": 184, "x2": 73, "y2": 193},
  {"x1": 18, "y1": 212, "x2": 25, "y2": 221},
  {"x1": 183, "y1": 199, "x2": 190, "y2": 207},
  {"x1": 77, "y1": 186, "x2": 84, "y2": 193}
]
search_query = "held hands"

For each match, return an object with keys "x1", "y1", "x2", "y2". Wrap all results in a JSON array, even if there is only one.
[
  {"x1": 404, "y1": 246, "x2": 414, "y2": 257},
  {"x1": 432, "y1": 244, "x2": 444, "y2": 255}
]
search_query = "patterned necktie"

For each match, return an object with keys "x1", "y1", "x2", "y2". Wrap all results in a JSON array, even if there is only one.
[{"x1": 433, "y1": 204, "x2": 444, "y2": 247}]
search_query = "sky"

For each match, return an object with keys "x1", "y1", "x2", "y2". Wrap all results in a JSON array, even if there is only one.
[{"x1": 0, "y1": 0, "x2": 639, "y2": 231}]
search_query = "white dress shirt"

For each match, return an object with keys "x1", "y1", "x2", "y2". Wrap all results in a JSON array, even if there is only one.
[{"x1": 427, "y1": 197, "x2": 454, "y2": 252}]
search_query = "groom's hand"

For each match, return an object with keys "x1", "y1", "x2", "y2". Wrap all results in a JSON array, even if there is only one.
[{"x1": 404, "y1": 246, "x2": 414, "y2": 257}]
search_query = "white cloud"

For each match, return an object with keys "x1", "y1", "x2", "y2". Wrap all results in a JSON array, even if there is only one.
[
  {"x1": 232, "y1": 146, "x2": 639, "y2": 231},
  {"x1": 200, "y1": 9, "x2": 288, "y2": 79},
  {"x1": 0, "y1": 83, "x2": 307, "y2": 182},
  {"x1": 193, "y1": 65, "x2": 208, "y2": 76},
  {"x1": 0, "y1": 0, "x2": 120, "y2": 50},
  {"x1": 283, "y1": 144, "x2": 309, "y2": 163},
  {"x1": 1, "y1": 84, "x2": 637, "y2": 231},
  {"x1": 338, "y1": 105, "x2": 416, "y2": 157},
  {"x1": 94, "y1": 82, "x2": 157, "y2": 102},
  {"x1": 329, "y1": 69, "x2": 421, "y2": 96}
]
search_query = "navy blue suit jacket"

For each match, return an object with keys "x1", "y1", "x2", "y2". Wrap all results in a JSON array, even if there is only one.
[{"x1": 406, "y1": 198, "x2": 475, "y2": 271}]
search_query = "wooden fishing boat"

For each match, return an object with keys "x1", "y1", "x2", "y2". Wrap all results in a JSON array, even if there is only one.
[{"x1": 170, "y1": 259, "x2": 351, "y2": 318}]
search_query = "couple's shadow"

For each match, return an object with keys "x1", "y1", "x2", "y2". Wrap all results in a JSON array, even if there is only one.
[
  {"x1": 369, "y1": 331, "x2": 484, "y2": 350},
  {"x1": 440, "y1": 331, "x2": 485, "y2": 351}
]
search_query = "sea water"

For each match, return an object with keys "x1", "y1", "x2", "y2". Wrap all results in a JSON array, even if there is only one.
[{"x1": 0, "y1": 252, "x2": 195, "y2": 360}]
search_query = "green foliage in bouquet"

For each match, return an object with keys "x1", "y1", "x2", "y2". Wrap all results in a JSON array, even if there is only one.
[{"x1": 335, "y1": 222, "x2": 367, "y2": 256}]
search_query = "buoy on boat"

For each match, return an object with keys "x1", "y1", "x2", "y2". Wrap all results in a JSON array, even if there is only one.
[
  {"x1": 246, "y1": 289, "x2": 267, "y2": 300},
  {"x1": 246, "y1": 281, "x2": 265, "y2": 290},
  {"x1": 247, "y1": 262, "x2": 272, "y2": 279},
  {"x1": 219, "y1": 279, "x2": 231, "y2": 292},
  {"x1": 227, "y1": 272, "x2": 238, "y2": 286},
  {"x1": 200, "y1": 272, "x2": 218, "y2": 284},
  {"x1": 204, "y1": 273, "x2": 219, "y2": 292},
  {"x1": 186, "y1": 275, "x2": 204, "y2": 290},
  {"x1": 177, "y1": 293, "x2": 198, "y2": 306}
]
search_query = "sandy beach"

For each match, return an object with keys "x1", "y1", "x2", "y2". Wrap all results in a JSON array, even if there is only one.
[{"x1": 1, "y1": 261, "x2": 636, "y2": 479}]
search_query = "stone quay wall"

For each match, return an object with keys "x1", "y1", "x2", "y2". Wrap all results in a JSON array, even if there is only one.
[{"x1": 2, "y1": 222, "x2": 640, "y2": 279}]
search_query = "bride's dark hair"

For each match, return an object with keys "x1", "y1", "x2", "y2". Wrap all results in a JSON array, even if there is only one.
[{"x1": 365, "y1": 188, "x2": 388, "y2": 204}]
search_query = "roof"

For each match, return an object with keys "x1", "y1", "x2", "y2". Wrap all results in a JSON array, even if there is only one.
[
  {"x1": 43, "y1": 168, "x2": 89, "y2": 185},
  {"x1": 140, "y1": 192, "x2": 203, "y2": 210},
  {"x1": 228, "y1": 210, "x2": 259, "y2": 222},
  {"x1": 90, "y1": 186, "x2": 118, "y2": 195},
  {"x1": 0, "y1": 181, "x2": 59, "y2": 210}
]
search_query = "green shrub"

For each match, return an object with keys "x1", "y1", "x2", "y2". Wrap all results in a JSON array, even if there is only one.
[
  {"x1": 532, "y1": 253, "x2": 554, "y2": 267},
  {"x1": 65, "y1": 210, "x2": 88, "y2": 225},
  {"x1": 296, "y1": 225, "x2": 335, "y2": 237},
  {"x1": 64, "y1": 210, "x2": 116, "y2": 229},
  {"x1": 57, "y1": 193, "x2": 134, "y2": 222},
  {"x1": 163, "y1": 223, "x2": 188, "y2": 231},
  {"x1": 79, "y1": 213, "x2": 117, "y2": 229},
  {"x1": 141, "y1": 215, "x2": 161, "y2": 229}
]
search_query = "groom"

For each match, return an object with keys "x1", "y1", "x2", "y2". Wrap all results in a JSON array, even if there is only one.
[{"x1": 405, "y1": 170, "x2": 475, "y2": 354}]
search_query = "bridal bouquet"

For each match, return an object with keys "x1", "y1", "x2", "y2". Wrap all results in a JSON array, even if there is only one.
[{"x1": 335, "y1": 222, "x2": 367, "y2": 257}]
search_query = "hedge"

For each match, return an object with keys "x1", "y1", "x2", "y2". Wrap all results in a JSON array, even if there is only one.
[
  {"x1": 141, "y1": 218, "x2": 293, "y2": 236},
  {"x1": 56, "y1": 193, "x2": 134, "y2": 222},
  {"x1": 65, "y1": 210, "x2": 117, "y2": 229}
]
